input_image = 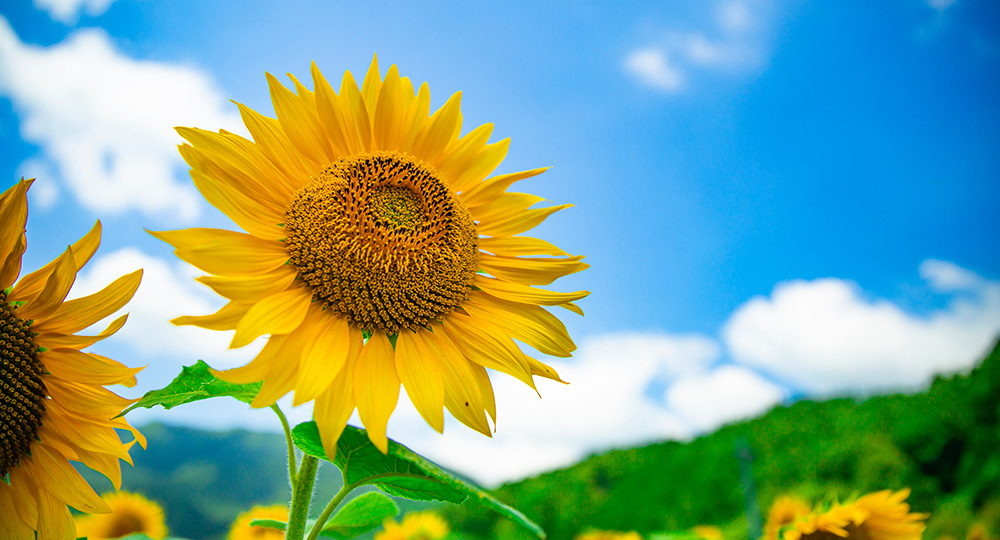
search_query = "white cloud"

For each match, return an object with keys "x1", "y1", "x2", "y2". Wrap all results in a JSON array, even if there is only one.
[
  {"x1": 723, "y1": 263, "x2": 1000, "y2": 395},
  {"x1": 33, "y1": 0, "x2": 116, "y2": 24},
  {"x1": 19, "y1": 159, "x2": 60, "y2": 209},
  {"x1": 624, "y1": 48, "x2": 685, "y2": 92},
  {"x1": 665, "y1": 365, "x2": 784, "y2": 431},
  {"x1": 928, "y1": 0, "x2": 958, "y2": 13},
  {"x1": 0, "y1": 18, "x2": 242, "y2": 222},
  {"x1": 624, "y1": 0, "x2": 772, "y2": 93}
]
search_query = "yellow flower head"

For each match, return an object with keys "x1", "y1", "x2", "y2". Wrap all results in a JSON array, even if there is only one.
[
  {"x1": 75, "y1": 491, "x2": 168, "y2": 540},
  {"x1": 375, "y1": 510, "x2": 449, "y2": 540},
  {"x1": 228, "y1": 504, "x2": 289, "y2": 540},
  {"x1": 154, "y1": 57, "x2": 589, "y2": 454},
  {"x1": 764, "y1": 496, "x2": 812, "y2": 540},
  {"x1": 781, "y1": 489, "x2": 927, "y2": 540},
  {"x1": 693, "y1": 525, "x2": 724, "y2": 540},
  {"x1": 0, "y1": 179, "x2": 145, "y2": 539},
  {"x1": 575, "y1": 531, "x2": 643, "y2": 540}
]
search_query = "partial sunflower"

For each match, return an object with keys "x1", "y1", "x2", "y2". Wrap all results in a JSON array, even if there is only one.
[
  {"x1": 575, "y1": 531, "x2": 643, "y2": 540},
  {"x1": 692, "y1": 525, "x2": 723, "y2": 540},
  {"x1": 375, "y1": 511, "x2": 449, "y2": 540},
  {"x1": 764, "y1": 496, "x2": 812, "y2": 540},
  {"x1": 153, "y1": 56, "x2": 588, "y2": 454},
  {"x1": 74, "y1": 491, "x2": 168, "y2": 540},
  {"x1": 781, "y1": 489, "x2": 927, "y2": 540},
  {"x1": 228, "y1": 504, "x2": 288, "y2": 540},
  {"x1": 0, "y1": 179, "x2": 145, "y2": 539}
]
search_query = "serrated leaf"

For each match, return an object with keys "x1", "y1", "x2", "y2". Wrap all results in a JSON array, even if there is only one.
[
  {"x1": 292, "y1": 421, "x2": 546, "y2": 539},
  {"x1": 319, "y1": 491, "x2": 398, "y2": 539},
  {"x1": 249, "y1": 518, "x2": 286, "y2": 530},
  {"x1": 118, "y1": 360, "x2": 260, "y2": 417}
]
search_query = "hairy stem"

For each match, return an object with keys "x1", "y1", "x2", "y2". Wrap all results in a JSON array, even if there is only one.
[
  {"x1": 286, "y1": 455, "x2": 319, "y2": 540},
  {"x1": 271, "y1": 404, "x2": 298, "y2": 489}
]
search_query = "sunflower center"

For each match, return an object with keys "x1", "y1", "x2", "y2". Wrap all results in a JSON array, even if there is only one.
[
  {"x1": 285, "y1": 151, "x2": 479, "y2": 334},
  {"x1": 0, "y1": 292, "x2": 46, "y2": 477},
  {"x1": 107, "y1": 512, "x2": 146, "y2": 537}
]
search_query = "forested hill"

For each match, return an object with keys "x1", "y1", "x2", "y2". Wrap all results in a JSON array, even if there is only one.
[{"x1": 445, "y1": 340, "x2": 1000, "y2": 540}]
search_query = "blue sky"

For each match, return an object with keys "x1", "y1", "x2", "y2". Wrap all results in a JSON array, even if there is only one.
[{"x1": 1, "y1": 0, "x2": 998, "y2": 484}]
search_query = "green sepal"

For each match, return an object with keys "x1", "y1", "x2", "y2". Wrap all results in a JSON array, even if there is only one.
[
  {"x1": 319, "y1": 492, "x2": 398, "y2": 539},
  {"x1": 292, "y1": 421, "x2": 545, "y2": 539},
  {"x1": 117, "y1": 360, "x2": 260, "y2": 418},
  {"x1": 248, "y1": 519, "x2": 286, "y2": 530}
]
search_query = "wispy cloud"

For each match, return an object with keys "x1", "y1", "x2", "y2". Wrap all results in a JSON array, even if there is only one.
[
  {"x1": 624, "y1": 0, "x2": 775, "y2": 93},
  {"x1": 33, "y1": 0, "x2": 117, "y2": 24},
  {"x1": 0, "y1": 18, "x2": 242, "y2": 222}
]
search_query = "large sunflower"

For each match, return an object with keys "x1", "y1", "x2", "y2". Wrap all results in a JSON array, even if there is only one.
[
  {"x1": 764, "y1": 496, "x2": 812, "y2": 540},
  {"x1": 781, "y1": 489, "x2": 926, "y2": 540},
  {"x1": 375, "y1": 511, "x2": 450, "y2": 540},
  {"x1": 74, "y1": 491, "x2": 168, "y2": 540},
  {"x1": 154, "y1": 57, "x2": 588, "y2": 454},
  {"x1": 0, "y1": 179, "x2": 145, "y2": 539}
]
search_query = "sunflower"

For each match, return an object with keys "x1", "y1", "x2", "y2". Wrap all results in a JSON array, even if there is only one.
[
  {"x1": 74, "y1": 491, "x2": 168, "y2": 540},
  {"x1": 781, "y1": 489, "x2": 926, "y2": 540},
  {"x1": 0, "y1": 179, "x2": 145, "y2": 539},
  {"x1": 375, "y1": 511, "x2": 449, "y2": 540},
  {"x1": 692, "y1": 525, "x2": 724, "y2": 540},
  {"x1": 154, "y1": 56, "x2": 588, "y2": 454},
  {"x1": 227, "y1": 504, "x2": 289, "y2": 540},
  {"x1": 764, "y1": 496, "x2": 812, "y2": 540},
  {"x1": 575, "y1": 531, "x2": 643, "y2": 540}
]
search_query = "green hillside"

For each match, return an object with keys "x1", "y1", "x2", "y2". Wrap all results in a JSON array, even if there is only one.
[
  {"x1": 445, "y1": 340, "x2": 1000, "y2": 540},
  {"x1": 82, "y1": 339, "x2": 1000, "y2": 540}
]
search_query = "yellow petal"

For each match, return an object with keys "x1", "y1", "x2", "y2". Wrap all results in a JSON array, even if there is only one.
[
  {"x1": 0, "y1": 230, "x2": 25, "y2": 290},
  {"x1": 35, "y1": 313, "x2": 128, "y2": 350},
  {"x1": 172, "y1": 300, "x2": 251, "y2": 331},
  {"x1": 471, "y1": 192, "x2": 546, "y2": 224},
  {"x1": 476, "y1": 203, "x2": 573, "y2": 237},
  {"x1": 399, "y1": 82, "x2": 431, "y2": 151},
  {"x1": 213, "y1": 333, "x2": 287, "y2": 385},
  {"x1": 44, "y1": 348, "x2": 142, "y2": 388},
  {"x1": 425, "y1": 329, "x2": 492, "y2": 436},
  {"x1": 34, "y1": 473, "x2": 76, "y2": 540},
  {"x1": 478, "y1": 235, "x2": 569, "y2": 257},
  {"x1": 474, "y1": 274, "x2": 590, "y2": 306},
  {"x1": 197, "y1": 266, "x2": 298, "y2": 302},
  {"x1": 435, "y1": 123, "x2": 493, "y2": 180},
  {"x1": 340, "y1": 70, "x2": 373, "y2": 151},
  {"x1": 266, "y1": 72, "x2": 330, "y2": 167},
  {"x1": 33, "y1": 269, "x2": 142, "y2": 335},
  {"x1": 251, "y1": 331, "x2": 308, "y2": 407},
  {"x1": 314, "y1": 326, "x2": 363, "y2": 459},
  {"x1": 479, "y1": 253, "x2": 588, "y2": 286},
  {"x1": 234, "y1": 101, "x2": 313, "y2": 182},
  {"x1": 150, "y1": 228, "x2": 289, "y2": 276},
  {"x1": 32, "y1": 444, "x2": 110, "y2": 514},
  {"x1": 0, "y1": 179, "x2": 29, "y2": 263},
  {"x1": 469, "y1": 362, "x2": 497, "y2": 425},
  {"x1": 449, "y1": 138, "x2": 510, "y2": 193},
  {"x1": 231, "y1": 287, "x2": 312, "y2": 349},
  {"x1": 293, "y1": 309, "x2": 353, "y2": 406},
  {"x1": 189, "y1": 168, "x2": 285, "y2": 240},
  {"x1": 8, "y1": 220, "x2": 101, "y2": 305},
  {"x1": 442, "y1": 313, "x2": 536, "y2": 390},
  {"x1": 460, "y1": 167, "x2": 548, "y2": 208},
  {"x1": 16, "y1": 247, "x2": 76, "y2": 322},
  {"x1": 373, "y1": 64, "x2": 405, "y2": 150},
  {"x1": 411, "y1": 92, "x2": 462, "y2": 163},
  {"x1": 464, "y1": 291, "x2": 576, "y2": 357},
  {"x1": 353, "y1": 332, "x2": 399, "y2": 453},
  {"x1": 361, "y1": 54, "x2": 382, "y2": 114},
  {"x1": 312, "y1": 61, "x2": 360, "y2": 156},
  {"x1": 395, "y1": 331, "x2": 445, "y2": 433}
]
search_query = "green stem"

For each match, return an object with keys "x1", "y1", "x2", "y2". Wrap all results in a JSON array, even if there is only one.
[
  {"x1": 270, "y1": 404, "x2": 298, "y2": 489},
  {"x1": 305, "y1": 482, "x2": 358, "y2": 540},
  {"x1": 286, "y1": 455, "x2": 319, "y2": 540}
]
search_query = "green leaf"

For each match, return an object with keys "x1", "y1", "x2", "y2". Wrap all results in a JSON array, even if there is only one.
[
  {"x1": 118, "y1": 360, "x2": 260, "y2": 417},
  {"x1": 249, "y1": 519, "x2": 286, "y2": 530},
  {"x1": 319, "y1": 491, "x2": 398, "y2": 539},
  {"x1": 292, "y1": 421, "x2": 546, "y2": 539}
]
